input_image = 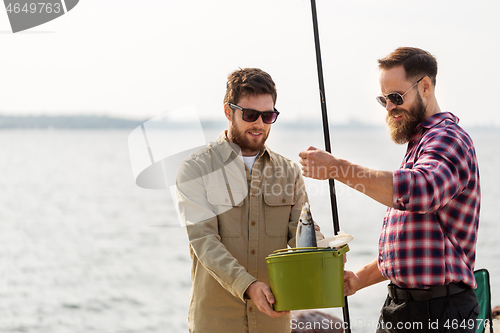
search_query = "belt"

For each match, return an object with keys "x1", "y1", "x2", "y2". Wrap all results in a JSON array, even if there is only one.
[{"x1": 387, "y1": 282, "x2": 470, "y2": 302}]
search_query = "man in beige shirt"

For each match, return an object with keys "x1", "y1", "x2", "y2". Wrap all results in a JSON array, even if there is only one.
[{"x1": 176, "y1": 68, "x2": 314, "y2": 332}]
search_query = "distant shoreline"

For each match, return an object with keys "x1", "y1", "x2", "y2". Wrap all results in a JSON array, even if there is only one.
[
  {"x1": 0, "y1": 114, "x2": 496, "y2": 131},
  {"x1": 0, "y1": 115, "x2": 144, "y2": 129},
  {"x1": 0, "y1": 114, "x2": 381, "y2": 130}
]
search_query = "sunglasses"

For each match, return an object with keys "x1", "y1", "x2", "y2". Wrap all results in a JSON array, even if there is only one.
[
  {"x1": 228, "y1": 103, "x2": 280, "y2": 124},
  {"x1": 376, "y1": 77, "x2": 425, "y2": 107}
]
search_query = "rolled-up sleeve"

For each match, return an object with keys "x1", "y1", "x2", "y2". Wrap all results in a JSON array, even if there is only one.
[
  {"x1": 393, "y1": 133, "x2": 471, "y2": 213},
  {"x1": 176, "y1": 159, "x2": 256, "y2": 302}
]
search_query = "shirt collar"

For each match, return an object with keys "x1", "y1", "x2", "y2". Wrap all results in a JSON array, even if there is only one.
[
  {"x1": 409, "y1": 112, "x2": 459, "y2": 142},
  {"x1": 214, "y1": 130, "x2": 273, "y2": 163}
]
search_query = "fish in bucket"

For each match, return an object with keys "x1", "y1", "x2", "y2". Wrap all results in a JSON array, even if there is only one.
[{"x1": 266, "y1": 203, "x2": 353, "y2": 311}]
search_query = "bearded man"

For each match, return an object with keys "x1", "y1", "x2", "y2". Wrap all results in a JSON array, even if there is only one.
[
  {"x1": 299, "y1": 47, "x2": 480, "y2": 333},
  {"x1": 176, "y1": 68, "x2": 320, "y2": 333}
]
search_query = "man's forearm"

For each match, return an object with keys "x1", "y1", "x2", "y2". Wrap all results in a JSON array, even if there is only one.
[
  {"x1": 334, "y1": 159, "x2": 393, "y2": 208},
  {"x1": 298, "y1": 148, "x2": 394, "y2": 208},
  {"x1": 356, "y1": 259, "x2": 388, "y2": 290}
]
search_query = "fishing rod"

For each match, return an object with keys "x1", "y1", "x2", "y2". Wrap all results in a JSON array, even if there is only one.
[{"x1": 309, "y1": 0, "x2": 352, "y2": 331}]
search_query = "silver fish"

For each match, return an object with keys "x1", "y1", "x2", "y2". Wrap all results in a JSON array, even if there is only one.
[{"x1": 295, "y1": 202, "x2": 317, "y2": 248}]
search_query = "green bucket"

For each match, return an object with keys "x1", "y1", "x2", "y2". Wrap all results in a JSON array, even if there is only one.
[{"x1": 266, "y1": 244, "x2": 349, "y2": 311}]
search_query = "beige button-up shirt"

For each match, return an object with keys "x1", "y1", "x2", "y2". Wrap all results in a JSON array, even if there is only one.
[{"x1": 176, "y1": 131, "x2": 308, "y2": 333}]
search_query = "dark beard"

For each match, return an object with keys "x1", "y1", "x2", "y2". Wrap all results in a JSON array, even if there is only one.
[
  {"x1": 386, "y1": 93, "x2": 426, "y2": 144},
  {"x1": 228, "y1": 119, "x2": 269, "y2": 155}
]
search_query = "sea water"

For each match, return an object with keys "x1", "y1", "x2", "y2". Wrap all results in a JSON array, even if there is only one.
[{"x1": 0, "y1": 126, "x2": 497, "y2": 333}]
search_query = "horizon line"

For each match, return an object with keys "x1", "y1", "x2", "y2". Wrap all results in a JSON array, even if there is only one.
[{"x1": 0, "y1": 114, "x2": 497, "y2": 130}]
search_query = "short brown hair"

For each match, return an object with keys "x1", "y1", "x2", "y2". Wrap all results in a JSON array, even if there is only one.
[
  {"x1": 223, "y1": 68, "x2": 277, "y2": 105},
  {"x1": 378, "y1": 47, "x2": 438, "y2": 86}
]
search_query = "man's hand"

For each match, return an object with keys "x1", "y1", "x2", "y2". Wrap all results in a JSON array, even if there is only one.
[
  {"x1": 245, "y1": 281, "x2": 289, "y2": 318},
  {"x1": 299, "y1": 146, "x2": 337, "y2": 180},
  {"x1": 344, "y1": 259, "x2": 388, "y2": 296},
  {"x1": 315, "y1": 223, "x2": 325, "y2": 242},
  {"x1": 344, "y1": 270, "x2": 362, "y2": 296}
]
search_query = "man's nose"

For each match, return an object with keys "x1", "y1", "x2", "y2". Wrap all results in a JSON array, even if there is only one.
[
  {"x1": 254, "y1": 115, "x2": 265, "y2": 127},
  {"x1": 385, "y1": 100, "x2": 397, "y2": 112}
]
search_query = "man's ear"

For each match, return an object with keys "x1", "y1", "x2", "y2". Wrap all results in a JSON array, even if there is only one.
[
  {"x1": 420, "y1": 76, "x2": 433, "y2": 98},
  {"x1": 224, "y1": 104, "x2": 232, "y2": 121}
]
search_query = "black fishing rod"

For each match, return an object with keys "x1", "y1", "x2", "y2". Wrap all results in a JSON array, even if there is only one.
[{"x1": 309, "y1": 0, "x2": 351, "y2": 331}]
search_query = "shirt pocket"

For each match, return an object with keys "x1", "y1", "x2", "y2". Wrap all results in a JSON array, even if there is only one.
[
  {"x1": 207, "y1": 188, "x2": 244, "y2": 237},
  {"x1": 263, "y1": 191, "x2": 294, "y2": 237}
]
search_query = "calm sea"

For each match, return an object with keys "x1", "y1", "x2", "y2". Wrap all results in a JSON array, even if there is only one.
[{"x1": 0, "y1": 126, "x2": 497, "y2": 333}]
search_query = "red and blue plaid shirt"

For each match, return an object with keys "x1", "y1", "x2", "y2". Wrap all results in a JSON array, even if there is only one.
[{"x1": 378, "y1": 112, "x2": 480, "y2": 289}]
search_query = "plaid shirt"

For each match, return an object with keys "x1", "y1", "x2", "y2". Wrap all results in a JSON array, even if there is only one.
[{"x1": 378, "y1": 112, "x2": 480, "y2": 289}]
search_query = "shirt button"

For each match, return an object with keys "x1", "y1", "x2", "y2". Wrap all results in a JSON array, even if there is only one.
[
  {"x1": 249, "y1": 307, "x2": 253, "y2": 312},
  {"x1": 251, "y1": 250, "x2": 256, "y2": 255},
  {"x1": 251, "y1": 221, "x2": 256, "y2": 226},
  {"x1": 282, "y1": 199, "x2": 286, "y2": 203}
]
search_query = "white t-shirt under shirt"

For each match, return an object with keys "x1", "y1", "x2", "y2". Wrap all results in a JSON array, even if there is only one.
[{"x1": 239, "y1": 152, "x2": 259, "y2": 173}]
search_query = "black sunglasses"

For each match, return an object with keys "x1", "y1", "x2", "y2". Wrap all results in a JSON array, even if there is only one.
[
  {"x1": 228, "y1": 103, "x2": 280, "y2": 124},
  {"x1": 376, "y1": 77, "x2": 425, "y2": 107}
]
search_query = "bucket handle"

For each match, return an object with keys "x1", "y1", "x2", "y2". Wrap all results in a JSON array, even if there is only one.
[
  {"x1": 334, "y1": 244, "x2": 350, "y2": 257},
  {"x1": 272, "y1": 247, "x2": 317, "y2": 254},
  {"x1": 272, "y1": 244, "x2": 349, "y2": 257}
]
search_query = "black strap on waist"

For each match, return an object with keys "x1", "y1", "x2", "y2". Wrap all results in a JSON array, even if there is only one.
[{"x1": 387, "y1": 282, "x2": 470, "y2": 302}]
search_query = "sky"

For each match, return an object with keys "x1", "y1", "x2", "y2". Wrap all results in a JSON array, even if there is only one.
[{"x1": 1, "y1": 0, "x2": 500, "y2": 127}]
